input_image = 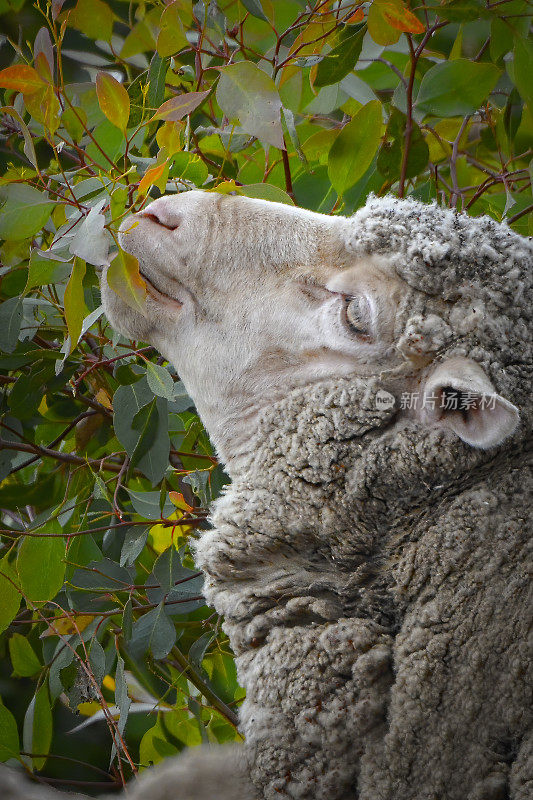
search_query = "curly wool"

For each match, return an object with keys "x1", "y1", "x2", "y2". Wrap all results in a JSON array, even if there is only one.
[
  {"x1": 0, "y1": 197, "x2": 531, "y2": 800},
  {"x1": 195, "y1": 198, "x2": 532, "y2": 800}
]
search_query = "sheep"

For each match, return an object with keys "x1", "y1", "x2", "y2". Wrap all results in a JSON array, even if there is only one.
[{"x1": 1, "y1": 193, "x2": 531, "y2": 800}]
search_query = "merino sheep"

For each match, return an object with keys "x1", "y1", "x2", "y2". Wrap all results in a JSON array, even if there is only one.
[{"x1": 2, "y1": 193, "x2": 531, "y2": 799}]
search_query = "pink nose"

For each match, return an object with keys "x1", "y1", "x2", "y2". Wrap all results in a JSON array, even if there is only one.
[{"x1": 140, "y1": 200, "x2": 181, "y2": 230}]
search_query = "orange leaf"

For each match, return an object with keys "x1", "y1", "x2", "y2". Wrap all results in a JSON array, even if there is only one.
[
  {"x1": 138, "y1": 161, "x2": 167, "y2": 195},
  {"x1": 96, "y1": 71, "x2": 130, "y2": 132},
  {"x1": 0, "y1": 65, "x2": 45, "y2": 95},
  {"x1": 382, "y1": 2, "x2": 425, "y2": 33},
  {"x1": 168, "y1": 492, "x2": 194, "y2": 513},
  {"x1": 345, "y1": 8, "x2": 365, "y2": 23}
]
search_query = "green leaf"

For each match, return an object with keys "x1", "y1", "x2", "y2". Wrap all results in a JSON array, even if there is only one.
[
  {"x1": 23, "y1": 685, "x2": 52, "y2": 771},
  {"x1": 240, "y1": 0, "x2": 267, "y2": 21},
  {"x1": 0, "y1": 297, "x2": 23, "y2": 354},
  {"x1": 9, "y1": 634, "x2": 41, "y2": 677},
  {"x1": 503, "y1": 88, "x2": 523, "y2": 143},
  {"x1": 512, "y1": 36, "x2": 533, "y2": 110},
  {"x1": 169, "y1": 152, "x2": 209, "y2": 186},
  {"x1": 188, "y1": 631, "x2": 216, "y2": 668},
  {"x1": 17, "y1": 531, "x2": 66, "y2": 603},
  {"x1": 203, "y1": 651, "x2": 240, "y2": 704},
  {"x1": 147, "y1": 53, "x2": 167, "y2": 112},
  {"x1": 415, "y1": 60, "x2": 501, "y2": 117},
  {"x1": 107, "y1": 249, "x2": 148, "y2": 314},
  {"x1": 25, "y1": 251, "x2": 71, "y2": 293},
  {"x1": 126, "y1": 488, "x2": 173, "y2": 520},
  {"x1": 436, "y1": 0, "x2": 492, "y2": 22},
  {"x1": 120, "y1": 527, "x2": 148, "y2": 567},
  {"x1": 146, "y1": 362, "x2": 175, "y2": 400},
  {"x1": 129, "y1": 601, "x2": 176, "y2": 659},
  {"x1": 61, "y1": 106, "x2": 88, "y2": 143},
  {"x1": 64, "y1": 257, "x2": 88, "y2": 353},
  {"x1": 0, "y1": 106, "x2": 39, "y2": 170},
  {"x1": 328, "y1": 100, "x2": 383, "y2": 195},
  {"x1": 153, "y1": 90, "x2": 211, "y2": 122},
  {"x1": 69, "y1": 0, "x2": 115, "y2": 41},
  {"x1": 114, "y1": 379, "x2": 171, "y2": 485},
  {"x1": 0, "y1": 184, "x2": 54, "y2": 241},
  {"x1": 113, "y1": 656, "x2": 131, "y2": 750},
  {"x1": 0, "y1": 556, "x2": 21, "y2": 635},
  {"x1": 217, "y1": 62, "x2": 284, "y2": 149},
  {"x1": 130, "y1": 398, "x2": 161, "y2": 467},
  {"x1": 145, "y1": 547, "x2": 204, "y2": 611},
  {"x1": 71, "y1": 558, "x2": 132, "y2": 592},
  {"x1": 490, "y1": 18, "x2": 513, "y2": 64},
  {"x1": 121, "y1": 15, "x2": 157, "y2": 59},
  {"x1": 127, "y1": 71, "x2": 148, "y2": 127},
  {"x1": 96, "y1": 72, "x2": 130, "y2": 132},
  {"x1": 163, "y1": 707, "x2": 202, "y2": 747},
  {"x1": 377, "y1": 107, "x2": 429, "y2": 182},
  {"x1": 237, "y1": 183, "x2": 295, "y2": 205},
  {"x1": 0, "y1": 702, "x2": 20, "y2": 763},
  {"x1": 314, "y1": 25, "x2": 365, "y2": 88},
  {"x1": 85, "y1": 118, "x2": 125, "y2": 168},
  {"x1": 140, "y1": 720, "x2": 179, "y2": 767}
]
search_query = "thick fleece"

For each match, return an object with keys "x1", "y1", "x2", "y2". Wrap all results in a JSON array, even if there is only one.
[{"x1": 1, "y1": 197, "x2": 531, "y2": 800}]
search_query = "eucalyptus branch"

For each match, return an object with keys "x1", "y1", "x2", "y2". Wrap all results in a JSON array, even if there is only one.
[{"x1": 168, "y1": 645, "x2": 240, "y2": 729}]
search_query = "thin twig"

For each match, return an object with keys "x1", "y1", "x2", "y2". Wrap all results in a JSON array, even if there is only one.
[
  {"x1": 449, "y1": 115, "x2": 471, "y2": 208},
  {"x1": 507, "y1": 204, "x2": 533, "y2": 224},
  {"x1": 399, "y1": 35, "x2": 417, "y2": 198}
]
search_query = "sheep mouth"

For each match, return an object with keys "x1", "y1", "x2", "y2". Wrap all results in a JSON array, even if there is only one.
[{"x1": 140, "y1": 271, "x2": 182, "y2": 308}]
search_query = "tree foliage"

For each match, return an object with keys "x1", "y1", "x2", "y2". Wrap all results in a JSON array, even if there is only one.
[{"x1": 0, "y1": 0, "x2": 531, "y2": 790}]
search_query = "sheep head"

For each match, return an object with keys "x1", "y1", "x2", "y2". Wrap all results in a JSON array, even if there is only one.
[{"x1": 101, "y1": 192, "x2": 530, "y2": 469}]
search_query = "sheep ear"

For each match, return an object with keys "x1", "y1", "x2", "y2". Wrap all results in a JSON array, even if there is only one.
[{"x1": 420, "y1": 358, "x2": 519, "y2": 449}]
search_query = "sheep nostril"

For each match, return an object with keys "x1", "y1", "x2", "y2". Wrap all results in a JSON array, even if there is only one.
[{"x1": 142, "y1": 212, "x2": 180, "y2": 231}]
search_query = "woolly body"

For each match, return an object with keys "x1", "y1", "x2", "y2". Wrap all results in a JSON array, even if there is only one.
[{"x1": 1, "y1": 196, "x2": 531, "y2": 800}]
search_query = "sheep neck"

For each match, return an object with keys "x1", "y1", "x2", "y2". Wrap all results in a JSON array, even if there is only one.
[{"x1": 195, "y1": 376, "x2": 529, "y2": 655}]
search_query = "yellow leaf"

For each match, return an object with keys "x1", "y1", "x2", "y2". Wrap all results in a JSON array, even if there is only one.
[
  {"x1": 95, "y1": 387, "x2": 113, "y2": 410},
  {"x1": 0, "y1": 65, "x2": 45, "y2": 95},
  {"x1": 106, "y1": 248, "x2": 148, "y2": 314},
  {"x1": 156, "y1": 121, "x2": 183, "y2": 156},
  {"x1": 96, "y1": 72, "x2": 130, "y2": 132},
  {"x1": 77, "y1": 701, "x2": 102, "y2": 717},
  {"x1": 156, "y1": 1, "x2": 189, "y2": 57},
  {"x1": 41, "y1": 84, "x2": 61, "y2": 135},
  {"x1": 149, "y1": 507, "x2": 193, "y2": 554},
  {"x1": 69, "y1": 0, "x2": 115, "y2": 42},
  {"x1": 34, "y1": 52, "x2": 53, "y2": 84},
  {"x1": 41, "y1": 614, "x2": 94, "y2": 638}
]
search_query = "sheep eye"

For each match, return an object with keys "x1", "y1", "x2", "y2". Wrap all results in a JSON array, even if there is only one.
[{"x1": 344, "y1": 295, "x2": 371, "y2": 338}]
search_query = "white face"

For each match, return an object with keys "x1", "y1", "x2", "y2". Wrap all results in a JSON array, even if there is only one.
[
  {"x1": 102, "y1": 191, "x2": 407, "y2": 461},
  {"x1": 101, "y1": 191, "x2": 518, "y2": 465}
]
